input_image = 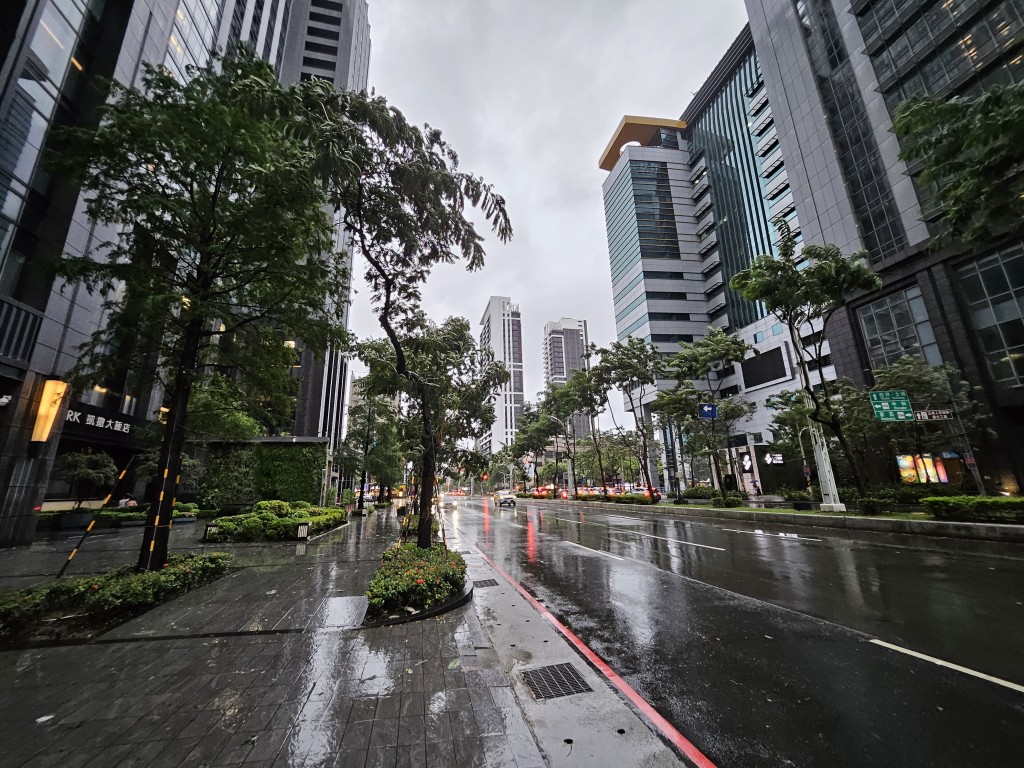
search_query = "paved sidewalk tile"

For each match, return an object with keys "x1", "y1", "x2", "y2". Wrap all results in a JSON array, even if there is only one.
[{"x1": 0, "y1": 513, "x2": 546, "y2": 768}]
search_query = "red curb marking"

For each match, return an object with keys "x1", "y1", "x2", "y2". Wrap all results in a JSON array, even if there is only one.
[{"x1": 475, "y1": 549, "x2": 719, "y2": 768}]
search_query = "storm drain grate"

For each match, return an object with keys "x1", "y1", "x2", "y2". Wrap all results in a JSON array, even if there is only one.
[
  {"x1": 521, "y1": 663, "x2": 593, "y2": 700},
  {"x1": 458, "y1": 550, "x2": 473, "y2": 554},
  {"x1": 473, "y1": 579, "x2": 499, "y2": 588}
]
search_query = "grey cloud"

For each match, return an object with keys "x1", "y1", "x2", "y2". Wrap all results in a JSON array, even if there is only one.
[{"x1": 350, "y1": 0, "x2": 749, "y2": 419}]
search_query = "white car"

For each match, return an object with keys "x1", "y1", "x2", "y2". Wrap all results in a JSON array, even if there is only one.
[
  {"x1": 439, "y1": 494, "x2": 458, "y2": 509},
  {"x1": 493, "y1": 490, "x2": 516, "y2": 507}
]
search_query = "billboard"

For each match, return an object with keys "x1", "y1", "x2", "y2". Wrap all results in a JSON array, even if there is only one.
[{"x1": 896, "y1": 453, "x2": 949, "y2": 484}]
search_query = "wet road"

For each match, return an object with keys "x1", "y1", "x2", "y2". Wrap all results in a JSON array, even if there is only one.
[{"x1": 445, "y1": 499, "x2": 1024, "y2": 768}]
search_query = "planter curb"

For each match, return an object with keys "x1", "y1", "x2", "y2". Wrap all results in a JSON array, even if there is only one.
[{"x1": 361, "y1": 581, "x2": 474, "y2": 629}]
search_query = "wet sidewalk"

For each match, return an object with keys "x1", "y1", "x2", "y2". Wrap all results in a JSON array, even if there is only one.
[{"x1": 0, "y1": 512, "x2": 548, "y2": 768}]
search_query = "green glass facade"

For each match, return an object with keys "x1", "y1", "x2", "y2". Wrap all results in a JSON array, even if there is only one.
[{"x1": 689, "y1": 48, "x2": 778, "y2": 330}]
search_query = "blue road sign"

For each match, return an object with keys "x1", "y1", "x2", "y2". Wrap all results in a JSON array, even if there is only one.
[{"x1": 698, "y1": 403, "x2": 717, "y2": 419}]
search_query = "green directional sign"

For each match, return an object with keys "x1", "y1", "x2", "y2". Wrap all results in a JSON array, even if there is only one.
[{"x1": 870, "y1": 389, "x2": 914, "y2": 421}]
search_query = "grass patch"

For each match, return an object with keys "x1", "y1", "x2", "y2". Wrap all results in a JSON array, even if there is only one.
[
  {"x1": 365, "y1": 544, "x2": 467, "y2": 619},
  {"x1": 0, "y1": 552, "x2": 232, "y2": 644}
]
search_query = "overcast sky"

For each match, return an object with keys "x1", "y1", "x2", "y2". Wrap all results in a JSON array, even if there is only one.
[{"x1": 351, "y1": 0, "x2": 750, "y2": 422}]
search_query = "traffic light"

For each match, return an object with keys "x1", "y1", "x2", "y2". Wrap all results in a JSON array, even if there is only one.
[{"x1": 482, "y1": 473, "x2": 489, "y2": 481}]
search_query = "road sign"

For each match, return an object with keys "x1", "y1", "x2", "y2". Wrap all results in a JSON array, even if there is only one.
[
  {"x1": 870, "y1": 389, "x2": 914, "y2": 421},
  {"x1": 698, "y1": 403, "x2": 717, "y2": 419},
  {"x1": 914, "y1": 409, "x2": 953, "y2": 421},
  {"x1": 802, "y1": 464, "x2": 812, "y2": 478},
  {"x1": 963, "y1": 452, "x2": 977, "y2": 467}
]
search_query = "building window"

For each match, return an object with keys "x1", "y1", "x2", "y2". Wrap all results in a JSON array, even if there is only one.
[
  {"x1": 857, "y1": 285, "x2": 941, "y2": 369},
  {"x1": 958, "y1": 241, "x2": 1024, "y2": 386}
]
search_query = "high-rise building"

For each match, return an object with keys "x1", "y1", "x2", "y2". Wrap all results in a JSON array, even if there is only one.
[
  {"x1": 599, "y1": 27, "x2": 822, "y2": 493},
  {"x1": 542, "y1": 317, "x2": 591, "y2": 438},
  {"x1": 276, "y1": 0, "x2": 370, "y2": 480},
  {"x1": 745, "y1": 0, "x2": 1024, "y2": 489},
  {"x1": 477, "y1": 296, "x2": 524, "y2": 456},
  {"x1": 0, "y1": 1, "x2": 369, "y2": 544}
]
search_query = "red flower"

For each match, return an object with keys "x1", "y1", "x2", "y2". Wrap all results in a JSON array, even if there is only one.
[
  {"x1": 416, "y1": 578, "x2": 425, "y2": 584},
  {"x1": 91, "y1": 584, "x2": 100, "y2": 590}
]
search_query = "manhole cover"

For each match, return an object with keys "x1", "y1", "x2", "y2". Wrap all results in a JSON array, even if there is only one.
[
  {"x1": 521, "y1": 663, "x2": 593, "y2": 700},
  {"x1": 474, "y1": 579, "x2": 499, "y2": 588}
]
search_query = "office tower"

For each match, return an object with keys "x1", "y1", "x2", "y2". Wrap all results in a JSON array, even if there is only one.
[
  {"x1": 276, "y1": 0, "x2": 370, "y2": 481},
  {"x1": 477, "y1": 296, "x2": 524, "y2": 456},
  {"x1": 0, "y1": 1, "x2": 369, "y2": 544},
  {"x1": 745, "y1": 0, "x2": 1024, "y2": 489},
  {"x1": 599, "y1": 27, "x2": 827, "y2": 493},
  {"x1": 542, "y1": 318, "x2": 591, "y2": 438}
]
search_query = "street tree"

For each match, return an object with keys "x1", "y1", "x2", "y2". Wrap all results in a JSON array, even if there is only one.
[
  {"x1": 539, "y1": 381, "x2": 583, "y2": 496},
  {"x1": 510, "y1": 404, "x2": 559, "y2": 490},
  {"x1": 592, "y1": 337, "x2": 662, "y2": 491},
  {"x1": 730, "y1": 222, "x2": 882, "y2": 495},
  {"x1": 342, "y1": 393, "x2": 400, "y2": 511},
  {"x1": 53, "y1": 451, "x2": 119, "y2": 510},
  {"x1": 360, "y1": 317, "x2": 508, "y2": 544},
  {"x1": 893, "y1": 83, "x2": 1024, "y2": 246},
  {"x1": 53, "y1": 53, "x2": 352, "y2": 569},
  {"x1": 561, "y1": 368, "x2": 608, "y2": 490},
  {"x1": 335, "y1": 98, "x2": 512, "y2": 551},
  {"x1": 659, "y1": 328, "x2": 751, "y2": 497}
]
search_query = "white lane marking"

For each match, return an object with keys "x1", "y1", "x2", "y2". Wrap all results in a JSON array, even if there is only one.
[
  {"x1": 869, "y1": 639, "x2": 1024, "y2": 694},
  {"x1": 722, "y1": 528, "x2": 822, "y2": 542},
  {"x1": 566, "y1": 541, "x2": 624, "y2": 560},
  {"x1": 554, "y1": 517, "x2": 725, "y2": 552}
]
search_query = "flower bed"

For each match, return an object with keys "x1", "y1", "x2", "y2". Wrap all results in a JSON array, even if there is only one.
[
  {"x1": 204, "y1": 500, "x2": 347, "y2": 542},
  {"x1": 0, "y1": 552, "x2": 232, "y2": 644},
  {"x1": 365, "y1": 544, "x2": 467, "y2": 619}
]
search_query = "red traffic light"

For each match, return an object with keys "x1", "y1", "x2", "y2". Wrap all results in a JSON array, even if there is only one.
[{"x1": 482, "y1": 473, "x2": 489, "y2": 481}]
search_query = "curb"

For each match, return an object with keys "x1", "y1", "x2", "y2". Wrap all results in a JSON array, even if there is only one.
[
  {"x1": 526, "y1": 499, "x2": 1024, "y2": 543},
  {"x1": 361, "y1": 581, "x2": 474, "y2": 629}
]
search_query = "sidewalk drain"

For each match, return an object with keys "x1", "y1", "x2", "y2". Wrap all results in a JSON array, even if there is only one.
[
  {"x1": 474, "y1": 579, "x2": 499, "y2": 588},
  {"x1": 522, "y1": 663, "x2": 594, "y2": 700}
]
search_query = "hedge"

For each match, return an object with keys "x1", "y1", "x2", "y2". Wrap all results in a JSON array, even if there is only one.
[
  {"x1": 0, "y1": 552, "x2": 232, "y2": 642},
  {"x1": 676, "y1": 486, "x2": 719, "y2": 500},
  {"x1": 205, "y1": 501, "x2": 347, "y2": 542},
  {"x1": 921, "y1": 496, "x2": 1024, "y2": 523},
  {"x1": 365, "y1": 544, "x2": 467, "y2": 617}
]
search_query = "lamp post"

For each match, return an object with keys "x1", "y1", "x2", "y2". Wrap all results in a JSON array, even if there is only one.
[{"x1": 547, "y1": 415, "x2": 577, "y2": 497}]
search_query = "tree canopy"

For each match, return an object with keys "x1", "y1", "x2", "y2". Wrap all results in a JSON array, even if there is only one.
[{"x1": 893, "y1": 83, "x2": 1024, "y2": 246}]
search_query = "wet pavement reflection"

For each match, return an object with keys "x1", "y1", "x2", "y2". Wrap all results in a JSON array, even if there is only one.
[
  {"x1": 0, "y1": 512, "x2": 547, "y2": 768},
  {"x1": 448, "y1": 499, "x2": 1024, "y2": 768}
]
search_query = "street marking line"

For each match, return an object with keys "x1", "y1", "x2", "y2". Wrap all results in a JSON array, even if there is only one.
[
  {"x1": 474, "y1": 549, "x2": 719, "y2": 768},
  {"x1": 869, "y1": 639, "x2": 1024, "y2": 694},
  {"x1": 566, "y1": 541, "x2": 623, "y2": 560},
  {"x1": 554, "y1": 517, "x2": 725, "y2": 552},
  {"x1": 722, "y1": 528, "x2": 822, "y2": 542}
]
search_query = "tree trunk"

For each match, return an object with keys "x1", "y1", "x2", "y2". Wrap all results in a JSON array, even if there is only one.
[
  {"x1": 137, "y1": 318, "x2": 202, "y2": 571},
  {"x1": 627, "y1": 394, "x2": 654, "y2": 491},
  {"x1": 829, "y1": 418, "x2": 867, "y2": 496},
  {"x1": 416, "y1": 390, "x2": 437, "y2": 550},
  {"x1": 593, "y1": 431, "x2": 607, "y2": 492}
]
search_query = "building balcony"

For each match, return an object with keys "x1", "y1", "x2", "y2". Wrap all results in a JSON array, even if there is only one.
[
  {"x1": 689, "y1": 155, "x2": 707, "y2": 182},
  {"x1": 748, "y1": 90, "x2": 769, "y2": 117},
  {"x1": 692, "y1": 174, "x2": 710, "y2": 200},
  {"x1": 694, "y1": 195, "x2": 713, "y2": 220},
  {"x1": 765, "y1": 175, "x2": 790, "y2": 201},
  {"x1": 701, "y1": 253, "x2": 721, "y2": 274},
  {"x1": 752, "y1": 111, "x2": 774, "y2": 137},
  {"x1": 698, "y1": 231, "x2": 718, "y2": 255},
  {"x1": 757, "y1": 130, "x2": 779, "y2": 157},
  {"x1": 0, "y1": 296, "x2": 43, "y2": 370},
  {"x1": 760, "y1": 150, "x2": 785, "y2": 179},
  {"x1": 769, "y1": 192, "x2": 796, "y2": 219}
]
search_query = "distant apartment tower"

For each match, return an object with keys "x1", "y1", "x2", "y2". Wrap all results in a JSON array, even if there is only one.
[
  {"x1": 477, "y1": 297, "x2": 524, "y2": 456},
  {"x1": 542, "y1": 318, "x2": 591, "y2": 438}
]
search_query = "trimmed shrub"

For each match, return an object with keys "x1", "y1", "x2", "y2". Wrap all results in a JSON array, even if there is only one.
[
  {"x1": 206, "y1": 504, "x2": 347, "y2": 542},
  {"x1": 0, "y1": 552, "x2": 232, "y2": 641},
  {"x1": 613, "y1": 494, "x2": 656, "y2": 505},
  {"x1": 365, "y1": 545, "x2": 467, "y2": 617},
  {"x1": 856, "y1": 497, "x2": 896, "y2": 516},
  {"x1": 921, "y1": 496, "x2": 1024, "y2": 523},
  {"x1": 779, "y1": 487, "x2": 812, "y2": 502},
  {"x1": 677, "y1": 486, "x2": 718, "y2": 500}
]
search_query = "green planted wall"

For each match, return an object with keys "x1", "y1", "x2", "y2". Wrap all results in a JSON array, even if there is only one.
[{"x1": 200, "y1": 443, "x2": 326, "y2": 510}]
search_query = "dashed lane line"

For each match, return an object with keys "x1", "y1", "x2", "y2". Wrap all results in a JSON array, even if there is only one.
[
  {"x1": 565, "y1": 541, "x2": 624, "y2": 560},
  {"x1": 722, "y1": 528, "x2": 822, "y2": 542},
  {"x1": 869, "y1": 639, "x2": 1024, "y2": 694},
  {"x1": 553, "y1": 516, "x2": 726, "y2": 552}
]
